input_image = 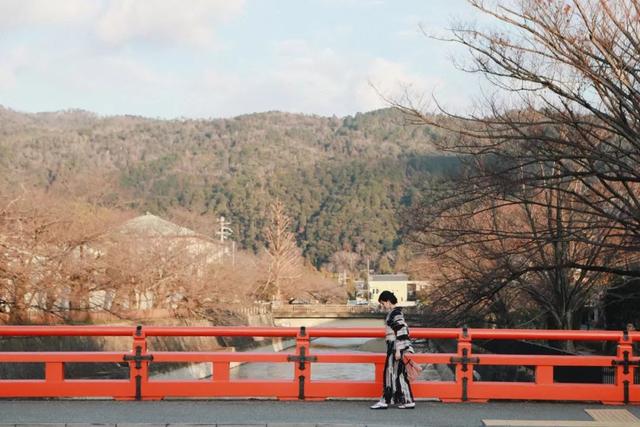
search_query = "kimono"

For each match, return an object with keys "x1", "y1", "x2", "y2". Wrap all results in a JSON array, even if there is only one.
[{"x1": 381, "y1": 306, "x2": 414, "y2": 404}]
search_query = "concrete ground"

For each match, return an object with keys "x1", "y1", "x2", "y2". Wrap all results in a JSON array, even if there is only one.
[{"x1": 0, "y1": 400, "x2": 639, "y2": 427}]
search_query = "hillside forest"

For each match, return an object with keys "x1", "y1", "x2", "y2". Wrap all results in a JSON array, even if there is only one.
[{"x1": 0, "y1": 106, "x2": 459, "y2": 324}]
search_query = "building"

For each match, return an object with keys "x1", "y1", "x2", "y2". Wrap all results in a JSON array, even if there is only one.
[
  {"x1": 354, "y1": 280, "x2": 368, "y2": 304},
  {"x1": 367, "y1": 274, "x2": 430, "y2": 307},
  {"x1": 88, "y1": 212, "x2": 228, "y2": 311},
  {"x1": 1, "y1": 211, "x2": 247, "y2": 324}
]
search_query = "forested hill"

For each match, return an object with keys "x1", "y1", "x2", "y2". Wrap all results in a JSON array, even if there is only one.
[{"x1": 0, "y1": 106, "x2": 459, "y2": 269}]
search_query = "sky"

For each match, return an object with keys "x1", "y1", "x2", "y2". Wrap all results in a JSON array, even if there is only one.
[{"x1": 0, "y1": 0, "x2": 484, "y2": 119}]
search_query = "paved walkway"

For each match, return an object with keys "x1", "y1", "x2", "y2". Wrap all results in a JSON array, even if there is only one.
[{"x1": 0, "y1": 401, "x2": 639, "y2": 427}]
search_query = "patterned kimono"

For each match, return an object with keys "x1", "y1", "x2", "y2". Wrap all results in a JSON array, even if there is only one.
[{"x1": 382, "y1": 306, "x2": 414, "y2": 404}]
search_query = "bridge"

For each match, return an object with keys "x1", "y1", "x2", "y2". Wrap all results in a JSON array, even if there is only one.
[
  {"x1": 272, "y1": 303, "x2": 423, "y2": 321},
  {"x1": 273, "y1": 303, "x2": 380, "y2": 318},
  {"x1": 0, "y1": 325, "x2": 638, "y2": 426}
]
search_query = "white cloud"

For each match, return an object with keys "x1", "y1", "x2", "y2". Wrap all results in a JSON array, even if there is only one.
[
  {"x1": 0, "y1": 34, "x2": 463, "y2": 118},
  {"x1": 0, "y1": 1, "x2": 469, "y2": 118},
  {"x1": 0, "y1": 0, "x2": 100, "y2": 29},
  {"x1": 95, "y1": 0, "x2": 245, "y2": 48},
  {"x1": 69, "y1": 55, "x2": 173, "y2": 92},
  {"x1": 355, "y1": 58, "x2": 438, "y2": 111},
  {"x1": 48, "y1": 52, "x2": 188, "y2": 117},
  {"x1": 190, "y1": 43, "x2": 443, "y2": 117},
  {"x1": 271, "y1": 46, "x2": 353, "y2": 112},
  {"x1": 265, "y1": 44, "x2": 440, "y2": 115},
  {"x1": 0, "y1": 0, "x2": 245, "y2": 48}
]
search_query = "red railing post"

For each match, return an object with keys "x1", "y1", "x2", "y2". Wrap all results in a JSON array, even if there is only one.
[
  {"x1": 287, "y1": 326, "x2": 317, "y2": 400},
  {"x1": 447, "y1": 326, "x2": 482, "y2": 403},
  {"x1": 123, "y1": 325, "x2": 153, "y2": 400},
  {"x1": 631, "y1": 332, "x2": 640, "y2": 405},
  {"x1": 610, "y1": 331, "x2": 634, "y2": 405}
]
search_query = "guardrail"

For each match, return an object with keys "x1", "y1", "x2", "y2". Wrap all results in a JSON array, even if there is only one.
[
  {"x1": 0, "y1": 326, "x2": 638, "y2": 403},
  {"x1": 271, "y1": 304, "x2": 422, "y2": 319},
  {"x1": 271, "y1": 304, "x2": 382, "y2": 317}
]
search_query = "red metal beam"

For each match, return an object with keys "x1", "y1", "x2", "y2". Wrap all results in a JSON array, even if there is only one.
[{"x1": 0, "y1": 325, "x2": 637, "y2": 404}]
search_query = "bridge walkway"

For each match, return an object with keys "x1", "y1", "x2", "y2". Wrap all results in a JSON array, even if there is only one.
[{"x1": 0, "y1": 400, "x2": 639, "y2": 427}]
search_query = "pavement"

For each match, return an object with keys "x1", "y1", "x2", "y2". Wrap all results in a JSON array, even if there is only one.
[{"x1": 0, "y1": 400, "x2": 639, "y2": 427}]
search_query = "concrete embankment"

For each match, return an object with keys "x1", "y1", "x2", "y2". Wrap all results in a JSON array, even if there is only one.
[{"x1": 0, "y1": 311, "x2": 278, "y2": 380}]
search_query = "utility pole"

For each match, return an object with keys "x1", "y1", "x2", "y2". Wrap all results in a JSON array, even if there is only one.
[
  {"x1": 365, "y1": 257, "x2": 371, "y2": 304},
  {"x1": 216, "y1": 216, "x2": 233, "y2": 243},
  {"x1": 216, "y1": 216, "x2": 235, "y2": 265}
]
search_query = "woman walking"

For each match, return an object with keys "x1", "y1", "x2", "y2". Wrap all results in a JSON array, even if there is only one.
[{"x1": 370, "y1": 290, "x2": 415, "y2": 409}]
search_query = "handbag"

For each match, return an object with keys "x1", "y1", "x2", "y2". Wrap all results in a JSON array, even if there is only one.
[{"x1": 402, "y1": 354, "x2": 423, "y2": 382}]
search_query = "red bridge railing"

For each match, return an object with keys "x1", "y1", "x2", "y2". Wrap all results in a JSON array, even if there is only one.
[{"x1": 0, "y1": 326, "x2": 637, "y2": 404}]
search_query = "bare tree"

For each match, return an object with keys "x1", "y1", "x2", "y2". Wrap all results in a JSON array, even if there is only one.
[
  {"x1": 256, "y1": 200, "x2": 303, "y2": 302},
  {"x1": 411, "y1": 174, "x2": 613, "y2": 336},
  {"x1": 0, "y1": 191, "x2": 125, "y2": 323},
  {"x1": 392, "y1": 0, "x2": 640, "y2": 333},
  {"x1": 399, "y1": 0, "x2": 640, "y2": 278},
  {"x1": 326, "y1": 250, "x2": 361, "y2": 276}
]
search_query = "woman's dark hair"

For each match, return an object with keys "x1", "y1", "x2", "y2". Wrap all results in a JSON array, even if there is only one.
[{"x1": 378, "y1": 290, "x2": 397, "y2": 304}]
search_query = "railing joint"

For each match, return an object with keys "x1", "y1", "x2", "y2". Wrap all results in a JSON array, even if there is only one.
[
  {"x1": 612, "y1": 350, "x2": 640, "y2": 375},
  {"x1": 288, "y1": 346, "x2": 317, "y2": 370},
  {"x1": 124, "y1": 345, "x2": 154, "y2": 370},
  {"x1": 451, "y1": 348, "x2": 480, "y2": 372}
]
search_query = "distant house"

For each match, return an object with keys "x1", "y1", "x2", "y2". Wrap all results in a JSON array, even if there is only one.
[
  {"x1": 354, "y1": 280, "x2": 368, "y2": 304},
  {"x1": 88, "y1": 213, "x2": 228, "y2": 312},
  {"x1": 2, "y1": 212, "x2": 229, "y2": 322},
  {"x1": 367, "y1": 274, "x2": 430, "y2": 307},
  {"x1": 114, "y1": 213, "x2": 227, "y2": 263}
]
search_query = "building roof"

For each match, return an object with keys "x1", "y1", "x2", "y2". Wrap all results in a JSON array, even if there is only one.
[
  {"x1": 369, "y1": 274, "x2": 409, "y2": 282},
  {"x1": 110, "y1": 213, "x2": 226, "y2": 259},
  {"x1": 116, "y1": 213, "x2": 197, "y2": 238}
]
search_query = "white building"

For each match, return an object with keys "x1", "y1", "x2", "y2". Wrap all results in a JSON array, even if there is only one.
[{"x1": 367, "y1": 274, "x2": 430, "y2": 307}]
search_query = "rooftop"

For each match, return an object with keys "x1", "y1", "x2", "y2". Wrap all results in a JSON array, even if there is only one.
[
  {"x1": 369, "y1": 273, "x2": 409, "y2": 282},
  {"x1": 116, "y1": 213, "x2": 198, "y2": 238}
]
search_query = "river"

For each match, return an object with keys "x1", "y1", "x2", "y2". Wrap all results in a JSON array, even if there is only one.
[
  {"x1": 151, "y1": 318, "x2": 444, "y2": 382},
  {"x1": 233, "y1": 318, "x2": 381, "y2": 381}
]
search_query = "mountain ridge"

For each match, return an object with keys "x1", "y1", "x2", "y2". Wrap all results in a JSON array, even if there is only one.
[{"x1": 0, "y1": 105, "x2": 456, "y2": 269}]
